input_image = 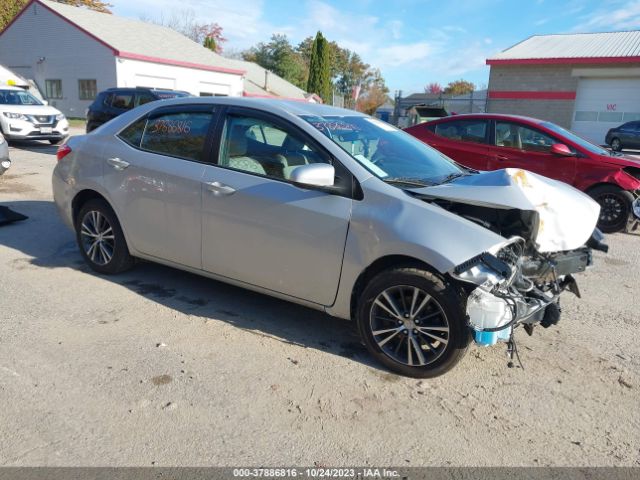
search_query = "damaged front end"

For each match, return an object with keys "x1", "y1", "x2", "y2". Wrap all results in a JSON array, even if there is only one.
[
  {"x1": 413, "y1": 168, "x2": 608, "y2": 350},
  {"x1": 451, "y1": 235, "x2": 598, "y2": 347}
]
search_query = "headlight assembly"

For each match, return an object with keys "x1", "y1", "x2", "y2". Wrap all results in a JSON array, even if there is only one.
[
  {"x1": 56, "y1": 114, "x2": 65, "y2": 121},
  {"x1": 3, "y1": 112, "x2": 29, "y2": 121},
  {"x1": 452, "y1": 252, "x2": 512, "y2": 288}
]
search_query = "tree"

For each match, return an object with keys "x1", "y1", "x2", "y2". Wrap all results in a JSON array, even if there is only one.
[
  {"x1": 306, "y1": 31, "x2": 332, "y2": 103},
  {"x1": 1, "y1": 0, "x2": 111, "y2": 30},
  {"x1": 242, "y1": 34, "x2": 307, "y2": 89},
  {"x1": 202, "y1": 23, "x2": 226, "y2": 53},
  {"x1": 356, "y1": 84, "x2": 388, "y2": 115},
  {"x1": 444, "y1": 79, "x2": 475, "y2": 96},
  {"x1": 425, "y1": 82, "x2": 443, "y2": 94}
]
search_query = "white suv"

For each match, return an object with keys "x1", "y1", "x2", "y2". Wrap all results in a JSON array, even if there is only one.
[{"x1": 0, "y1": 86, "x2": 69, "y2": 144}]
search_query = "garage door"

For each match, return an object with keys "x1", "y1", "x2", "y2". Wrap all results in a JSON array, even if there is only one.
[
  {"x1": 571, "y1": 77, "x2": 640, "y2": 144},
  {"x1": 133, "y1": 74, "x2": 176, "y2": 90}
]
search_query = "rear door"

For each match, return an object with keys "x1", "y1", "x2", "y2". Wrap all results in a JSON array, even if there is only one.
[
  {"x1": 429, "y1": 119, "x2": 491, "y2": 170},
  {"x1": 103, "y1": 104, "x2": 216, "y2": 268},
  {"x1": 200, "y1": 107, "x2": 353, "y2": 306},
  {"x1": 488, "y1": 120, "x2": 576, "y2": 184}
]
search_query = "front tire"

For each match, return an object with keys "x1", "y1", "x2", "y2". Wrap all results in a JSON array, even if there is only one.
[
  {"x1": 75, "y1": 199, "x2": 134, "y2": 274},
  {"x1": 588, "y1": 185, "x2": 634, "y2": 233},
  {"x1": 356, "y1": 267, "x2": 469, "y2": 378},
  {"x1": 610, "y1": 137, "x2": 622, "y2": 152}
]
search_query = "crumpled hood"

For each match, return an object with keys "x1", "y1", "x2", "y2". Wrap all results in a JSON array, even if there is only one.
[{"x1": 412, "y1": 168, "x2": 601, "y2": 253}]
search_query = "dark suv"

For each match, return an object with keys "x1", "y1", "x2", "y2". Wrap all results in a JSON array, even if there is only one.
[{"x1": 86, "y1": 88, "x2": 190, "y2": 132}]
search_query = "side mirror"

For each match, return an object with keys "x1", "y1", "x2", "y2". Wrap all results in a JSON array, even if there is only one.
[
  {"x1": 42, "y1": 100, "x2": 49, "y2": 106},
  {"x1": 551, "y1": 143, "x2": 575, "y2": 157},
  {"x1": 289, "y1": 163, "x2": 335, "y2": 187}
]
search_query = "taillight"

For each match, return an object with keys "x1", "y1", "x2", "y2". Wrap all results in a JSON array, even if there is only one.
[{"x1": 56, "y1": 144, "x2": 72, "y2": 161}]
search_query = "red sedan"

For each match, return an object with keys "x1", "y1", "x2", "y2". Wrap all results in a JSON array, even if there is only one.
[{"x1": 405, "y1": 114, "x2": 640, "y2": 233}]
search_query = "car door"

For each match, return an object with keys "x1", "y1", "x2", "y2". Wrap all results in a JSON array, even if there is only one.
[
  {"x1": 625, "y1": 122, "x2": 640, "y2": 148},
  {"x1": 102, "y1": 104, "x2": 216, "y2": 268},
  {"x1": 488, "y1": 120, "x2": 576, "y2": 184},
  {"x1": 200, "y1": 108, "x2": 353, "y2": 306},
  {"x1": 429, "y1": 119, "x2": 491, "y2": 170}
]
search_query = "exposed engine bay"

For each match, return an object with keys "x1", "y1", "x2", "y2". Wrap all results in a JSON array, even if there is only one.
[{"x1": 410, "y1": 168, "x2": 609, "y2": 363}]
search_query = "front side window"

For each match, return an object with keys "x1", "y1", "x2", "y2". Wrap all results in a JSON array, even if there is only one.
[
  {"x1": 219, "y1": 115, "x2": 328, "y2": 180},
  {"x1": 434, "y1": 120, "x2": 487, "y2": 144},
  {"x1": 495, "y1": 121, "x2": 556, "y2": 153},
  {"x1": 139, "y1": 111, "x2": 213, "y2": 161},
  {"x1": 134, "y1": 93, "x2": 155, "y2": 107},
  {"x1": 45, "y1": 79, "x2": 62, "y2": 99},
  {"x1": 78, "y1": 79, "x2": 97, "y2": 100},
  {"x1": 0, "y1": 89, "x2": 43, "y2": 105},
  {"x1": 302, "y1": 115, "x2": 461, "y2": 185}
]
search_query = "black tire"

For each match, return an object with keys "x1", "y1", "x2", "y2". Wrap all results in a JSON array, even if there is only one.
[
  {"x1": 610, "y1": 137, "x2": 622, "y2": 152},
  {"x1": 588, "y1": 184, "x2": 634, "y2": 233},
  {"x1": 356, "y1": 267, "x2": 469, "y2": 378},
  {"x1": 75, "y1": 199, "x2": 134, "y2": 274}
]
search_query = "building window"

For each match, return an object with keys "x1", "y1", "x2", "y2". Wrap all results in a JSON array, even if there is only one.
[
  {"x1": 45, "y1": 79, "x2": 62, "y2": 99},
  {"x1": 78, "y1": 79, "x2": 97, "y2": 100}
]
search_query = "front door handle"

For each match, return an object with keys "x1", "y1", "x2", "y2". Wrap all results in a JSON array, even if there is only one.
[
  {"x1": 495, "y1": 154, "x2": 509, "y2": 161},
  {"x1": 107, "y1": 157, "x2": 130, "y2": 170},
  {"x1": 204, "y1": 181, "x2": 236, "y2": 196}
]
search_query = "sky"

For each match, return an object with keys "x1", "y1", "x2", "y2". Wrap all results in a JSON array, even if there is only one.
[{"x1": 110, "y1": 0, "x2": 640, "y2": 95}]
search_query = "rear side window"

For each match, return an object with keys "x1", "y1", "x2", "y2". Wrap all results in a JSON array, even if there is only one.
[
  {"x1": 139, "y1": 111, "x2": 213, "y2": 161},
  {"x1": 434, "y1": 120, "x2": 487, "y2": 144},
  {"x1": 111, "y1": 93, "x2": 134, "y2": 110},
  {"x1": 135, "y1": 93, "x2": 155, "y2": 107},
  {"x1": 118, "y1": 118, "x2": 147, "y2": 147}
]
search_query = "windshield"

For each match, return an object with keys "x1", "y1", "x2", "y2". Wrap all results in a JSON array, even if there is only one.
[
  {"x1": 301, "y1": 115, "x2": 462, "y2": 185},
  {"x1": 541, "y1": 121, "x2": 611, "y2": 156},
  {"x1": 0, "y1": 89, "x2": 43, "y2": 106}
]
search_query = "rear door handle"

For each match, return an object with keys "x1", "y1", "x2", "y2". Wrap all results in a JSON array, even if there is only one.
[
  {"x1": 204, "y1": 181, "x2": 236, "y2": 196},
  {"x1": 107, "y1": 157, "x2": 130, "y2": 170},
  {"x1": 495, "y1": 155, "x2": 509, "y2": 161}
]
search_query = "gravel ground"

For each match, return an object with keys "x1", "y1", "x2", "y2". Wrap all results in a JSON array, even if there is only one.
[{"x1": 0, "y1": 132, "x2": 638, "y2": 467}]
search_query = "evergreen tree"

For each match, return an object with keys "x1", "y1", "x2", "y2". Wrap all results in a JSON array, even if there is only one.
[{"x1": 306, "y1": 31, "x2": 332, "y2": 103}]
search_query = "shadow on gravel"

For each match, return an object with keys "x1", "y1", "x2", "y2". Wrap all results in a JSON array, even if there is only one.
[
  {"x1": 7, "y1": 141, "x2": 58, "y2": 155},
  {"x1": 0, "y1": 200, "x2": 378, "y2": 370}
]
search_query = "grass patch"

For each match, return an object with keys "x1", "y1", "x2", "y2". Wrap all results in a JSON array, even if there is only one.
[{"x1": 67, "y1": 118, "x2": 86, "y2": 128}]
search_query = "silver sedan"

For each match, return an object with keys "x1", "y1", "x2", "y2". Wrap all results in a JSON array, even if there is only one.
[
  {"x1": 52, "y1": 98, "x2": 603, "y2": 377},
  {"x1": 0, "y1": 132, "x2": 9, "y2": 175}
]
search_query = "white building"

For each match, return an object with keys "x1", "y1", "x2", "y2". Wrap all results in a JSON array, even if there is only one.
[{"x1": 0, "y1": 0, "x2": 246, "y2": 117}]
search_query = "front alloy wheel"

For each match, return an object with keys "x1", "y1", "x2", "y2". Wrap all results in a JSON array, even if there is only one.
[
  {"x1": 589, "y1": 185, "x2": 634, "y2": 233},
  {"x1": 370, "y1": 285, "x2": 450, "y2": 367},
  {"x1": 357, "y1": 267, "x2": 468, "y2": 378}
]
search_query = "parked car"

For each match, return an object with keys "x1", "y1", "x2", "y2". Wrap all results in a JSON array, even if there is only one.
[
  {"x1": 86, "y1": 87, "x2": 191, "y2": 133},
  {"x1": 0, "y1": 86, "x2": 69, "y2": 144},
  {"x1": 0, "y1": 132, "x2": 10, "y2": 175},
  {"x1": 53, "y1": 98, "x2": 604, "y2": 378},
  {"x1": 605, "y1": 121, "x2": 640, "y2": 152},
  {"x1": 405, "y1": 114, "x2": 640, "y2": 233}
]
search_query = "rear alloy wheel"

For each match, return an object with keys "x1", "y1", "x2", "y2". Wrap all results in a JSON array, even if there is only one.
[
  {"x1": 75, "y1": 199, "x2": 134, "y2": 274},
  {"x1": 610, "y1": 137, "x2": 622, "y2": 152},
  {"x1": 589, "y1": 185, "x2": 634, "y2": 233},
  {"x1": 357, "y1": 267, "x2": 468, "y2": 378}
]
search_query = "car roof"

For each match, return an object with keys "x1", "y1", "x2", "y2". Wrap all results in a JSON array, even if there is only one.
[
  {"x1": 427, "y1": 113, "x2": 547, "y2": 124},
  {"x1": 142, "y1": 96, "x2": 367, "y2": 118},
  {"x1": 0, "y1": 85, "x2": 26, "y2": 91}
]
